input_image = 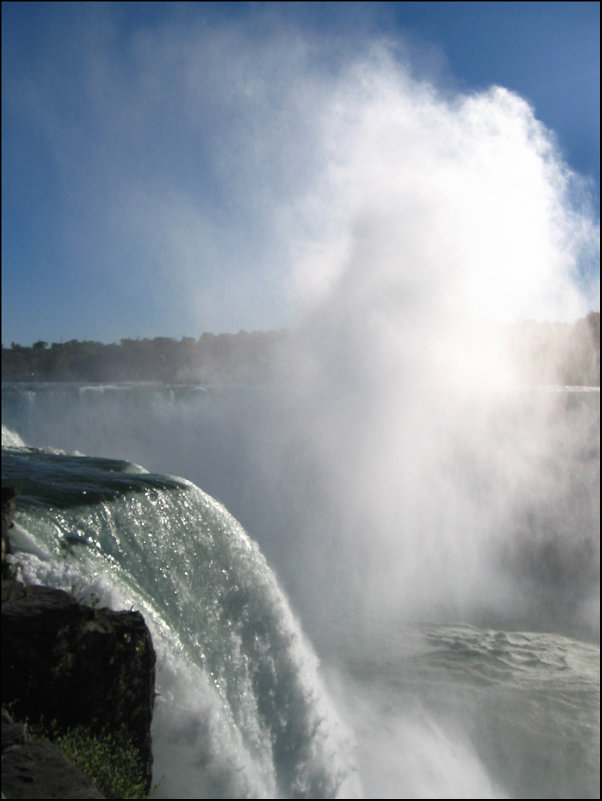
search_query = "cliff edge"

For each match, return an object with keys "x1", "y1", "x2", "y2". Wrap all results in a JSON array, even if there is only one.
[{"x1": 1, "y1": 486, "x2": 156, "y2": 799}]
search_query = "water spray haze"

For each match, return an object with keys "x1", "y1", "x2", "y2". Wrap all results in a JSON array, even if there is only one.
[{"x1": 265, "y1": 49, "x2": 600, "y2": 643}]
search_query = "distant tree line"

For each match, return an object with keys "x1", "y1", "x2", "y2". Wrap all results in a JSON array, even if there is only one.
[
  {"x1": 1, "y1": 313, "x2": 599, "y2": 386},
  {"x1": 1, "y1": 330, "x2": 287, "y2": 384}
]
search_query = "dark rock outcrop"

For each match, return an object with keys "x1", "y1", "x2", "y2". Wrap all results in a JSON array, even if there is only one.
[
  {"x1": 2, "y1": 581, "x2": 156, "y2": 795},
  {"x1": 2, "y1": 709, "x2": 105, "y2": 799},
  {"x1": 2, "y1": 486, "x2": 17, "y2": 574}
]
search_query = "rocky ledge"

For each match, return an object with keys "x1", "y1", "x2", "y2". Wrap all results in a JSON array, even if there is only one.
[
  {"x1": 1, "y1": 487, "x2": 156, "y2": 799},
  {"x1": 2, "y1": 708, "x2": 104, "y2": 799}
]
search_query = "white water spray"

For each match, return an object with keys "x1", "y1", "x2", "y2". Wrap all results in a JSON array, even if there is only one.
[{"x1": 255, "y1": 47, "x2": 600, "y2": 643}]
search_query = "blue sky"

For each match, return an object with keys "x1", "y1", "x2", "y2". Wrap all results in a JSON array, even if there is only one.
[{"x1": 2, "y1": 1, "x2": 599, "y2": 346}]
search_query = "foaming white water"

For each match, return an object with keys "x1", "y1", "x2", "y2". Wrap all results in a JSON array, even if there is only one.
[
  {"x1": 349, "y1": 707, "x2": 505, "y2": 800},
  {"x1": 5, "y1": 451, "x2": 357, "y2": 799},
  {"x1": 324, "y1": 622, "x2": 599, "y2": 800},
  {"x1": 2, "y1": 423, "x2": 26, "y2": 448}
]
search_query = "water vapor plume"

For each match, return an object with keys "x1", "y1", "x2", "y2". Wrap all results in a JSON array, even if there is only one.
[{"x1": 254, "y1": 44, "x2": 600, "y2": 645}]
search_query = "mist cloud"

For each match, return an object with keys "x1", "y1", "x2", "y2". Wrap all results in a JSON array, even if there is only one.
[{"x1": 5, "y1": 7, "x2": 598, "y2": 340}]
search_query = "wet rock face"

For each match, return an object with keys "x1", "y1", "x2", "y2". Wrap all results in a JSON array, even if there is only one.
[
  {"x1": 1, "y1": 486, "x2": 17, "y2": 572},
  {"x1": 1, "y1": 709, "x2": 105, "y2": 799},
  {"x1": 1, "y1": 581, "x2": 156, "y2": 796}
]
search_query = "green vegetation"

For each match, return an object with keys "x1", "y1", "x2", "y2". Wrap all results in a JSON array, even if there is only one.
[{"x1": 32, "y1": 722, "x2": 149, "y2": 799}]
